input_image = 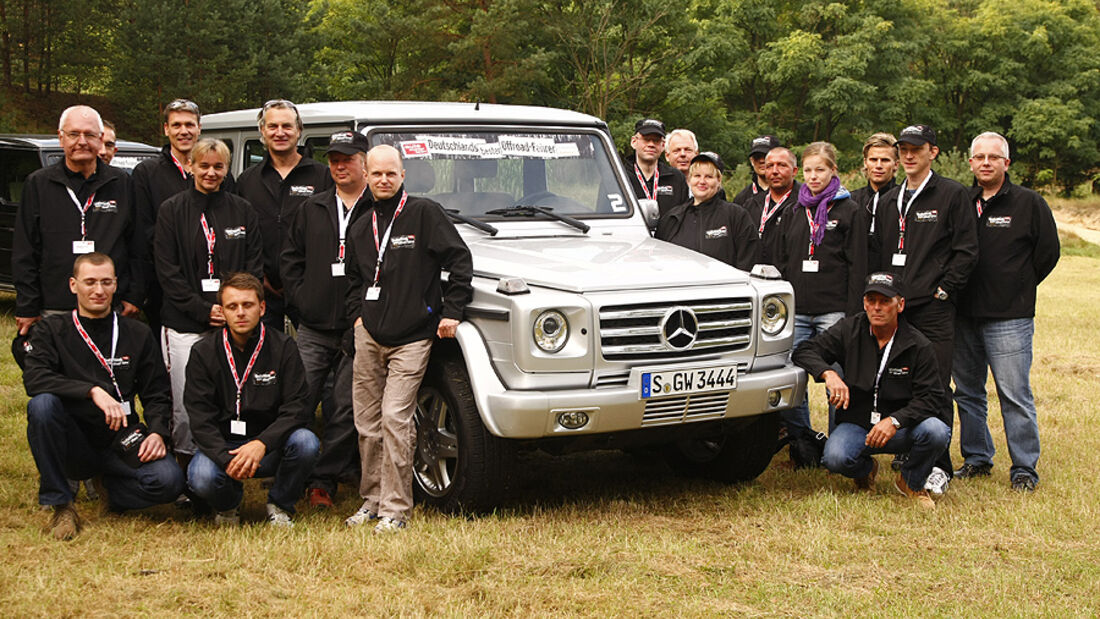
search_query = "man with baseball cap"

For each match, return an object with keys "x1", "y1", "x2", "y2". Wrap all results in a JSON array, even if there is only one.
[
  {"x1": 872, "y1": 124, "x2": 978, "y2": 494},
  {"x1": 731, "y1": 135, "x2": 780, "y2": 206},
  {"x1": 793, "y1": 272, "x2": 950, "y2": 509},
  {"x1": 280, "y1": 130, "x2": 371, "y2": 507},
  {"x1": 623, "y1": 118, "x2": 688, "y2": 217}
]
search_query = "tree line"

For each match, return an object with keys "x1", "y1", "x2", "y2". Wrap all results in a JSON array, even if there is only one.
[{"x1": 1, "y1": 0, "x2": 1097, "y2": 192}]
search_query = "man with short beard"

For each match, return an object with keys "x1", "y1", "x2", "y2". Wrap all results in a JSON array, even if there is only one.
[
  {"x1": 623, "y1": 118, "x2": 688, "y2": 217},
  {"x1": 743, "y1": 147, "x2": 799, "y2": 266}
]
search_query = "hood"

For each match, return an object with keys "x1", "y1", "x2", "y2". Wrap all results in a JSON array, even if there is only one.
[{"x1": 466, "y1": 234, "x2": 752, "y2": 293}]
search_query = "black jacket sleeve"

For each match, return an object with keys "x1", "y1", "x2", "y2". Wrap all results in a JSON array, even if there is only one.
[
  {"x1": 184, "y1": 346, "x2": 232, "y2": 467},
  {"x1": 846, "y1": 205, "x2": 869, "y2": 316},
  {"x1": 730, "y1": 206, "x2": 760, "y2": 272},
  {"x1": 12, "y1": 174, "x2": 43, "y2": 318},
  {"x1": 792, "y1": 318, "x2": 848, "y2": 382},
  {"x1": 255, "y1": 340, "x2": 312, "y2": 452},
  {"x1": 279, "y1": 200, "x2": 309, "y2": 315},
  {"x1": 889, "y1": 342, "x2": 944, "y2": 428},
  {"x1": 426, "y1": 203, "x2": 474, "y2": 320},
  {"x1": 118, "y1": 174, "x2": 146, "y2": 309},
  {"x1": 242, "y1": 200, "x2": 265, "y2": 282},
  {"x1": 133, "y1": 326, "x2": 173, "y2": 440},
  {"x1": 940, "y1": 185, "x2": 979, "y2": 296},
  {"x1": 22, "y1": 319, "x2": 98, "y2": 407},
  {"x1": 344, "y1": 223, "x2": 365, "y2": 325},
  {"x1": 1032, "y1": 194, "x2": 1060, "y2": 284}
]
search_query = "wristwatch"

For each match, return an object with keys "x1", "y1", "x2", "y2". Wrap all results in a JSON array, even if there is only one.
[
  {"x1": 934, "y1": 287, "x2": 949, "y2": 301},
  {"x1": 890, "y1": 417, "x2": 902, "y2": 429}
]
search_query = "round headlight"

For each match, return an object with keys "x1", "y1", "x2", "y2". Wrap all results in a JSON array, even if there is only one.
[
  {"x1": 533, "y1": 310, "x2": 569, "y2": 353},
  {"x1": 761, "y1": 295, "x2": 788, "y2": 336}
]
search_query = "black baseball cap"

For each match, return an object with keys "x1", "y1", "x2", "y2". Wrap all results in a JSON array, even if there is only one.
[
  {"x1": 897, "y1": 124, "x2": 937, "y2": 147},
  {"x1": 690, "y1": 151, "x2": 724, "y2": 173},
  {"x1": 634, "y1": 118, "x2": 667, "y2": 137},
  {"x1": 864, "y1": 272, "x2": 903, "y2": 298},
  {"x1": 328, "y1": 130, "x2": 370, "y2": 155},
  {"x1": 749, "y1": 135, "x2": 781, "y2": 157}
]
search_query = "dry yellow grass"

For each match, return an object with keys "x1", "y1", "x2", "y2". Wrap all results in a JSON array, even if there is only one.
[{"x1": 0, "y1": 254, "x2": 1098, "y2": 617}]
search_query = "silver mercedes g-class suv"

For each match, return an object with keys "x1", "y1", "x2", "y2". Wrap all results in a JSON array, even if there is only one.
[{"x1": 202, "y1": 101, "x2": 806, "y2": 512}]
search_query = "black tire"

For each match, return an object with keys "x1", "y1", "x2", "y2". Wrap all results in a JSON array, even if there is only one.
[
  {"x1": 664, "y1": 413, "x2": 782, "y2": 483},
  {"x1": 413, "y1": 356, "x2": 512, "y2": 514}
]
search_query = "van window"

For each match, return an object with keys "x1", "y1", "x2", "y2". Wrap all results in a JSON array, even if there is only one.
[
  {"x1": 305, "y1": 136, "x2": 331, "y2": 164},
  {"x1": 244, "y1": 140, "x2": 266, "y2": 168},
  {"x1": 0, "y1": 149, "x2": 42, "y2": 203}
]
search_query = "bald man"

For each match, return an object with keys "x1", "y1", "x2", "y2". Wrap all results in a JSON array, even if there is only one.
[{"x1": 342, "y1": 145, "x2": 473, "y2": 533}]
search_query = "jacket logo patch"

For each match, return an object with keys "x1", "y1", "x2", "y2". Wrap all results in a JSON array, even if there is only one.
[
  {"x1": 705, "y1": 226, "x2": 728, "y2": 239},
  {"x1": 391, "y1": 235, "x2": 416, "y2": 249},
  {"x1": 253, "y1": 371, "x2": 277, "y2": 386},
  {"x1": 915, "y1": 210, "x2": 938, "y2": 223},
  {"x1": 656, "y1": 185, "x2": 673, "y2": 195},
  {"x1": 987, "y1": 216, "x2": 1012, "y2": 228},
  {"x1": 107, "y1": 356, "x2": 131, "y2": 369},
  {"x1": 290, "y1": 185, "x2": 315, "y2": 197},
  {"x1": 826, "y1": 219, "x2": 839, "y2": 230},
  {"x1": 888, "y1": 367, "x2": 909, "y2": 376},
  {"x1": 93, "y1": 200, "x2": 118, "y2": 213},
  {"x1": 224, "y1": 226, "x2": 247, "y2": 240}
]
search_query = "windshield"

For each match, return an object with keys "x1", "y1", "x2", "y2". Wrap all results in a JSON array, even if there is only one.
[{"x1": 370, "y1": 130, "x2": 631, "y2": 218}]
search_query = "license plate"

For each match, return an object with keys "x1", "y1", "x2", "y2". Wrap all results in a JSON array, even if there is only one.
[{"x1": 640, "y1": 365, "x2": 738, "y2": 399}]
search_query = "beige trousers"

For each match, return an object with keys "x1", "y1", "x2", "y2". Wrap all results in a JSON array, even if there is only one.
[{"x1": 352, "y1": 324, "x2": 432, "y2": 521}]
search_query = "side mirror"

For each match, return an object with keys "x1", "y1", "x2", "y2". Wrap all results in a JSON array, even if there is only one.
[{"x1": 639, "y1": 199, "x2": 660, "y2": 230}]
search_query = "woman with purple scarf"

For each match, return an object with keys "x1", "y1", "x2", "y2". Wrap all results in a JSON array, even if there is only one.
[{"x1": 776, "y1": 142, "x2": 868, "y2": 465}]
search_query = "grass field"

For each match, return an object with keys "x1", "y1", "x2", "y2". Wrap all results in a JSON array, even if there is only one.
[{"x1": 1, "y1": 250, "x2": 1098, "y2": 616}]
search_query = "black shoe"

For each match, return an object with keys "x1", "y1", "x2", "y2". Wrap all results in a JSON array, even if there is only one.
[
  {"x1": 1011, "y1": 476, "x2": 1037, "y2": 492},
  {"x1": 954, "y1": 462, "x2": 993, "y2": 479},
  {"x1": 890, "y1": 453, "x2": 908, "y2": 472}
]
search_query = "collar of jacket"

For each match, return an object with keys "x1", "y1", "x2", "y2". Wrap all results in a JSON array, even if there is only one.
[
  {"x1": 372, "y1": 184, "x2": 407, "y2": 216},
  {"x1": 44, "y1": 158, "x2": 117, "y2": 191},
  {"x1": 970, "y1": 173, "x2": 1013, "y2": 202}
]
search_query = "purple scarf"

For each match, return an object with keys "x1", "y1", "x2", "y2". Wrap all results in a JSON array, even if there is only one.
[{"x1": 798, "y1": 175, "x2": 840, "y2": 246}]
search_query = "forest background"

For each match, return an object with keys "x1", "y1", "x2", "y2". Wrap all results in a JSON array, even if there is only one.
[{"x1": 1, "y1": 0, "x2": 1098, "y2": 193}]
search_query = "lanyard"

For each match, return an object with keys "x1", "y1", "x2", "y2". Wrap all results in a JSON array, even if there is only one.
[
  {"x1": 872, "y1": 328, "x2": 897, "y2": 414},
  {"x1": 751, "y1": 182, "x2": 760, "y2": 195},
  {"x1": 975, "y1": 198, "x2": 984, "y2": 218},
  {"x1": 870, "y1": 191, "x2": 880, "y2": 235},
  {"x1": 633, "y1": 164, "x2": 659, "y2": 201},
  {"x1": 805, "y1": 207, "x2": 820, "y2": 259},
  {"x1": 759, "y1": 189, "x2": 791, "y2": 235},
  {"x1": 370, "y1": 191, "x2": 408, "y2": 285},
  {"x1": 72, "y1": 310, "x2": 123, "y2": 402},
  {"x1": 336, "y1": 188, "x2": 365, "y2": 262},
  {"x1": 895, "y1": 172, "x2": 932, "y2": 252},
  {"x1": 222, "y1": 323, "x2": 266, "y2": 421},
  {"x1": 199, "y1": 213, "x2": 217, "y2": 278},
  {"x1": 66, "y1": 188, "x2": 96, "y2": 241},
  {"x1": 170, "y1": 152, "x2": 189, "y2": 179}
]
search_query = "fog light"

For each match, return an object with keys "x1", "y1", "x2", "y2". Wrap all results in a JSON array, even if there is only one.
[
  {"x1": 767, "y1": 390, "x2": 782, "y2": 407},
  {"x1": 557, "y1": 410, "x2": 589, "y2": 429}
]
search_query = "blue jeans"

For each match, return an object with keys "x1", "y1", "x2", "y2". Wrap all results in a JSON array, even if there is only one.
[
  {"x1": 26, "y1": 394, "x2": 185, "y2": 510},
  {"x1": 952, "y1": 316, "x2": 1040, "y2": 482},
  {"x1": 187, "y1": 428, "x2": 320, "y2": 513},
  {"x1": 784, "y1": 312, "x2": 845, "y2": 438},
  {"x1": 822, "y1": 418, "x2": 951, "y2": 490}
]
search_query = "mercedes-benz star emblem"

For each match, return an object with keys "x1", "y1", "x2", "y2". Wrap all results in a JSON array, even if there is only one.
[{"x1": 659, "y1": 307, "x2": 698, "y2": 351}]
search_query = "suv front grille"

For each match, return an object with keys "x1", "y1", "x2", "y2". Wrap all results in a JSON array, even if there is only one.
[
  {"x1": 642, "y1": 392, "x2": 730, "y2": 426},
  {"x1": 598, "y1": 298, "x2": 753, "y2": 361}
]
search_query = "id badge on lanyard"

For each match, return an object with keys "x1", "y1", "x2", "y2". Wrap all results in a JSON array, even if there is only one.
[
  {"x1": 893, "y1": 173, "x2": 932, "y2": 267},
  {"x1": 199, "y1": 213, "x2": 221, "y2": 292},
  {"x1": 67, "y1": 187, "x2": 96, "y2": 254}
]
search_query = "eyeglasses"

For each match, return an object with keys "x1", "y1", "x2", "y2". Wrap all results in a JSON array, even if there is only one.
[
  {"x1": 79, "y1": 278, "x2": 117, "y2": 289},
  {"x1": 970, "y1": 154, "x2": 1006, "y2": 162},
  {"x1": 62, "y1": 131, "x2": 102, "y2": 142}
]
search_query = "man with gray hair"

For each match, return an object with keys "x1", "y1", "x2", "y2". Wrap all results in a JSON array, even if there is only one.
[
  {"x1": 744, "y1": 146, "x2": 800, "y2": 266},
  {"x1": 664, "y1": 128, "x2": 699, "y2": 176},
  {"x1": 952, "y1": 132, "x2": 1059, "y2": 492},
  {"x1": 235, "y1": 99, "x2": 332, "y2": 332},
  {"x1": 13, "y1": 105, "x2": 143, "y2": 336}
]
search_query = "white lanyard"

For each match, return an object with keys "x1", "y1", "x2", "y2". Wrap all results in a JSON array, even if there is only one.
[
  {"x1": 634, "y1": 164, "x2": 659, "y2": 201},
  {"x1": 199, "y1": 213, "x2": 217, "y2": 278},
  {"x1": 759, "y1": 189, "x2": 790, "y2": 235},
  {"x1": 895, "y1": 172, "x2": 932, "y2": 251},
  {"x1": 66, "y1": 187, "x2": 96, "y2": 241},
  {"x1": 222, "y1": 324, "x2": 266, "y2": 421},
  {"x1": 870, "y1": 191, "x2": 880, "y2": 235},
  {"x1": 370, "y1": 191, "x2": 408, "y2": 285},
  {"x1": 336, "y1": 188, "x2": 365, "y2": 262},
  {"x1": 72, "y1": 310, "x2": 123, "y2": 402},
  {"x1": 872, "y1": 328, "x2": 897, "y2": 414}
]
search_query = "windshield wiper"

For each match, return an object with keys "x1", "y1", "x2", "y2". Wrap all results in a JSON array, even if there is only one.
[
  {"x1": 483, "y1": 205, "x2": 590, "y2": 233},
  {"x1": 444, "y1": 209, "x2": 498, "y2": 236}
]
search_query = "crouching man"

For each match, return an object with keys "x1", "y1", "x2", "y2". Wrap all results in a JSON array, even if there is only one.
[
  {"x1": 23, "y1": 253, "x2": 184, "y2": 540},
  {"x1": 184, "y1": 273, "x2": 318, "y2": 526},
  {"x1": 793, "y1": 272, "x2": 950, "y2": 509}
]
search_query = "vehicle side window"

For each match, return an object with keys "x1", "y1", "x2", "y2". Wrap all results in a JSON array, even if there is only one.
[
  {"x1": 0, "y1": 149, "x2": 42, "y2": 203},
  {"x1": 244, "y1": 139, "x2": 265, "y2": 168},
  {"x1": 305, "y1": 136, "x2": 330, "y2": 164}
]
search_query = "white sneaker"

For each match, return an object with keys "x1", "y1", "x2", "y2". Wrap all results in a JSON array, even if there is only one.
[
  {"x1": 344, "y1": 502, "x2": 379, "y2": 527},
  {"x1": 373, "y1": 516, "x2": 406, "y2": 534},
  {"x1": 266, "y1": 503, "x2": 294, "y2": 528},
  {"x1": 214, "y1": 507, "x2": 240, "y2": 526},
  {"x1": 924, "y1": 467, "x2": 950, "y2": 496}
]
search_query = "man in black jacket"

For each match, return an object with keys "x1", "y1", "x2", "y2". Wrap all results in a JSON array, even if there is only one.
[
  {"x1": 744, "y1": 147, "x2": 800, "y2": 266},
  {"x1": 623, "y1": 118, "x2": 689, "y2": 217},
  {"x1": 794, "y1": 273, "x2": 950, "y2": 510},
  {"x1": 235, "y1": 99, "x2": 333, "y2": 332},
  {"x1": 13, "y1": 105, "x2": 143, "y2": 335},
  {"x1": 343, "y1": 144, "x2": 473, "y2": 533},
  {"x1": 731, "y1": 135, "x2": 779, "y2": 207},
  {"x1": 24, "y1": 253, "x2": 184, "y2": 540},
  {"x1": 849, "y1": 132, "x2": 899, "y2": 263},
  {"x1": 281, "y1": 130, "x2": 370, "y2": 508},
  {"x1": 952, "y1": 132, "x2": 1059, "y2": 492},
  {"x1": 185, "y1": 273, "x2": 318, "y2": 527},
  {"x1": 872, "y1": 124, "x2": 979, "y2": 493}
]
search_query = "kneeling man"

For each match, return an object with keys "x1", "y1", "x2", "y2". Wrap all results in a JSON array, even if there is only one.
[
  {"x1": 23, "y1": 253, "x2": 184, "y2": 540},
  {"x1": 185, "y1": 273, "x2": 318, "y2": 526},
  {"x1": 793, "y1": 272, "x2": 950, "y2": 509}
]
